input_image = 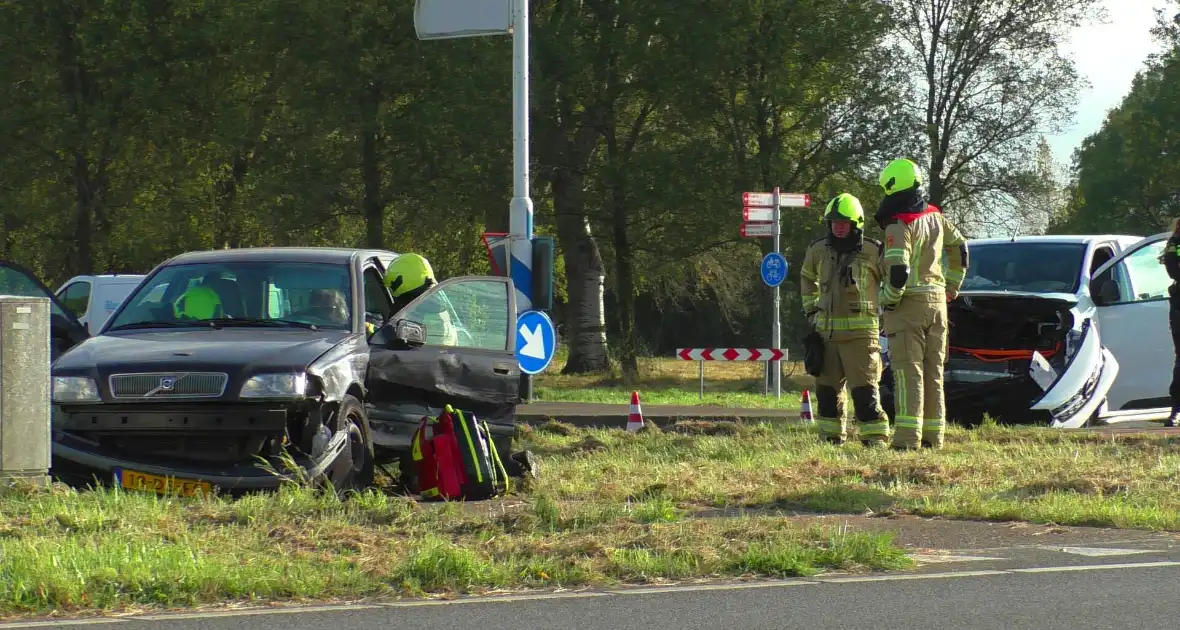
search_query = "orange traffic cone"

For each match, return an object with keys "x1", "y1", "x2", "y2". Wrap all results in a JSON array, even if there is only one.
[
  {"x1": 627, "y1": 391, "x2": 645, "y2": 432},
  {"x1": 799, "y1": 389, "x2": 814, "y2": 424}
]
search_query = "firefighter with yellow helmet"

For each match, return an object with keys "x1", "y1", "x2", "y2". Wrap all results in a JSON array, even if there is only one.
[
  {"x1": 799, "y1": 193, "x2": 892, "y2": 446},
  {"x1": 875, "y1": 158, "x2": 968, "y2": 450},
  {"x1": 383, "y1": 253, "x2": 456, "y2": 345}
]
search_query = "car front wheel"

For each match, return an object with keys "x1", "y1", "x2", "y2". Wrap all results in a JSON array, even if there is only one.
[{"x1": 323, "y1": 394, "x2": 375, "y2": 493}]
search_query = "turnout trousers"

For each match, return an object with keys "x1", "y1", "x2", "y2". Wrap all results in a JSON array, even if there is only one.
[
  {"x1": 883, "y1": 292, "x2": 948, "y2": 449},
  {"x1": 1170, "y1": 304, "x2": 1180, "y2": 409},
  {"x1": 815, "y1": 335, "x2": 891, "y2": 445}
]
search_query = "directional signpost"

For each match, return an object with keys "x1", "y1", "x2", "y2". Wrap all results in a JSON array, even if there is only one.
[
  {"x1": 515, "y1": 309, "x2": 556, "y2": 375},
  {"x1": 740, "y1": 187, "x2": 811, "y2": 398},
  {"x1": 416, "y1": 0, "x2": 541, "y2": 399}
]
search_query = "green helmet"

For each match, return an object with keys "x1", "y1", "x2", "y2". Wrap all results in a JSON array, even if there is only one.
[
  {"x1": 173, "y1": 285, "x2": 223, "y2": 320},
  {"x1": 879, "y1": 158, "x2": 923, "y2": 195},
  {"x1": 824, "y1": 193, "x2": 865, "y2": 229},
  {"x1": 384, "y1": 253, "x2": 436, "y2": 298}
]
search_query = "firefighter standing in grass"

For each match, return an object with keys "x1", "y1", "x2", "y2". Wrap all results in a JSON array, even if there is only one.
[
  {"x1": 800, "y1": 193, "x2": 892, "y2": 446},
  {"x1": 875, "y1": 159, "x2": 968, "y2": 450},
  {"x1": 1158, "y1": 218, "x2": 1180, "y2": 427}
]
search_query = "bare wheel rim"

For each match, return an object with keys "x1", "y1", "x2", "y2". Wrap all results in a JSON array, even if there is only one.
[{"x1": 346, "y1": 412, "x2": 367, "y2": 476}]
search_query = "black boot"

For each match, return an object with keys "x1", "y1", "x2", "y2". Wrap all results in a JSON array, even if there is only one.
[{"x1": 1165, "y1": 407, "x2": 1180, "y2": 428}]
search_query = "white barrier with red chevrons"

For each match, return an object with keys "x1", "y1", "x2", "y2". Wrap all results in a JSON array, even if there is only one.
[
  {"x1": 676, "y1": 348, "x2": 789, "y2": 399},
  {"x1": 676, "y1": 348, "x2": 786, "y2": 362}
]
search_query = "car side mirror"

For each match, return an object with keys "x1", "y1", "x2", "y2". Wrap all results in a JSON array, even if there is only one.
[
  {"x1": 1094, "y1": 279, "x2": 1120, "y2": 306},
  {"x1": 50, "y1": 313, "x2": 77, "y2": 338},
  {"x1": 392, "y1": 319, "x2": 427, "y2": 348}
]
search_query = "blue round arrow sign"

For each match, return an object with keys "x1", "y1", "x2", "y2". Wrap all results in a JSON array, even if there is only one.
[
  {"x1": 761, "y1": 252, "x2": 788, "y2": 287},
  {"x1": 515, "y1": 310, "x2": 557, "y2": 375}
]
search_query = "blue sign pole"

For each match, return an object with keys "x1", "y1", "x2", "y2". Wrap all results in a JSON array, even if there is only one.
[{"x1": 515, "y1": 309, "x2": 557, "y2": 375}]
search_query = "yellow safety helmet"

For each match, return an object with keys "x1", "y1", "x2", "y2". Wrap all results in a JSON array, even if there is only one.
[
  {"x1": 824, "y1": 193, "x2": 865, "y2": 230},
  {"x1": 384, "y1": 253, "x2": 436, "y2": 298},
  {"x1": 173, "y1": 285, "x2": 223, "y2": 320},
  {"x1": 879, "y1": 158, "x2": 923, "y2": 195}
]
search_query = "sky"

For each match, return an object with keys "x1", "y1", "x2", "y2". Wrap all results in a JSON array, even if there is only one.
[{"x1": 1046, "y1": 0, "x2": 1171, "y2": 166}]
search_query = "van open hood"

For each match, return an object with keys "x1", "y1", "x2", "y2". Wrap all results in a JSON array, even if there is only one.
[{"x1": 957, "y1": 289, "x2": 1079, "y2": 304}]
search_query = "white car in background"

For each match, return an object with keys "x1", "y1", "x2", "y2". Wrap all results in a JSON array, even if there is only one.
[
  {"x1": 880, "y1": 233, "x2": 1175, "y2": 429},
  {"x1": 55, "y1": 274, "x2": 145, "y2": 335}
]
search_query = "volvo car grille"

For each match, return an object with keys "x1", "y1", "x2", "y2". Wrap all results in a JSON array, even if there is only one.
[{"x1": 108, "y1": 373, "x2": 229, "y2": 399}]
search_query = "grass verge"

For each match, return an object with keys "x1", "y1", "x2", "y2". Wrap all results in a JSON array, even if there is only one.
[
  {"x1": 526, "y1": 419, "x2": 1180, "y2": 531},
  {"x1": 534, "y1": 354, "x2": 809, "y2": 408},
  {"x1": 0, "y1": 482, "x2": 906, "y2": 620},
  {"x1": 10, "y1": 418, "x2": 1178, "y2": 620}
]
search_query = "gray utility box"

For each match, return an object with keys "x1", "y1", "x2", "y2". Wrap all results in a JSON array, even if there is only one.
[{"x1": 0, "y1": 296, "x2": 51, "y2": 487}]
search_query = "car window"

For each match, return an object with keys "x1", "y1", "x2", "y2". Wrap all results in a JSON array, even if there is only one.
[
  {"x1": 1122, "y1": 240, "x2": 1170, "y2": 302},
  {"x1": 59, "y1": 281, "x2": 92, "y2": 318},
  {"x1": 363, "y1": 267, "x2": 394, "y2": 324},
  {"x1": 0, "y1": 264, "x2": 74, "y2": 322},
  {"x1": 107, "y1": 261, "x2": 354, "y2": 330},
  {"x1": 1089, "y1": 245, "x2": 1114, "y2": 277},
  {"x1": 400, "y1": 279, "x2": 509, "y2": 351}
]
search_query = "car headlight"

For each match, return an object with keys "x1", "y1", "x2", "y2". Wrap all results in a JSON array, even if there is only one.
[
  {"x1": 52, "y1": 376, "x2": 100, "y2": 403},
  {"x1": 1064, "y1": 325, "x2": 1088, "y2": 363},
  {"x1": 240, "y1": 373, "x2": 308, "y2": 399}
]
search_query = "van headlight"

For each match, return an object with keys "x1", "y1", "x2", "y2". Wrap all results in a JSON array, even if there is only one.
[
  {"x1": 240, "y1": 373, "x2": 308, "y2": 398},
  {"x1": 52, "y1": 376, "x2": 100, "y2": 403}
]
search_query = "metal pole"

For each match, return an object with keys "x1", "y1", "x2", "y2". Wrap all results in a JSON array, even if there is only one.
[
  {"x1": 699, "y1": 360, "x2": 704, "y2": 399},
  {"x1": 772, "y1": 187, "x2": 782, "y2": 399},
  {"x1": 510, "y1": 0, "x2": 535, "y2": 401}
]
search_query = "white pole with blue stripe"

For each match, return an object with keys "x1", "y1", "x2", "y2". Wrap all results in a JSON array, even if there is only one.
[{"x1": 509, "y1": 0, "x2": 533, "y2": 314}]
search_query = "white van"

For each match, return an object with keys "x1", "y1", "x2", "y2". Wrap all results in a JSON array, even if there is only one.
[{"x1": 55, "y1": 274, "x2": 146, "y2": 334}]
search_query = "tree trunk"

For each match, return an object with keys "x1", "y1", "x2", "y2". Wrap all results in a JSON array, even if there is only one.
[
  {"x1": 71, "y1": 152, "x2": 96, "y2": 276},
  {"x1": 552, "y1": 169, "x2": 609, "y2": 374},
  {"x1": 213, "y1": 149, "x2": 250, "y2": 249},
  {"x1": 361, "y1": 84, "x2": 383, "y2": 248},
  {"x1": 609, "y1": 175, "x2": 638, "y2": 380}
]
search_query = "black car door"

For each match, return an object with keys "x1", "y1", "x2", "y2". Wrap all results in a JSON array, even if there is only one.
[
  {"x1": 0, "y1": 262, "x2": 90, "y2": 361},
  {"x1": 364, "y1": 275, "x2": 521, "y2": 451}
]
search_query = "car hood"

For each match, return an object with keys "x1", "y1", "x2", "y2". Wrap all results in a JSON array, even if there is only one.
[
  {"x1": 957, "y1": 289, "x2": 1079, "y2": 304},
  {"x1": 54, "y1": 328, "x2": 355, "y2": 379}
]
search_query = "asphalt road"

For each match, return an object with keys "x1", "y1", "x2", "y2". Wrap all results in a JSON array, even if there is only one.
[{"x1": 15, "y1": 541, "x2": 1180, "y2": 629}]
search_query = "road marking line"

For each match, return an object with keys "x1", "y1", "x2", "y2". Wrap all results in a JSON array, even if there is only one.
[
  {"x1": 1009, "y1": 561, "x2": 1180, "y2": 573},
  {"x1": 607, "y1": 581, "x2": 813, "y2": 595},
  {"x1": 128, "y1": 604, "x2": 385, "y2": 621},
  {"x1": 0, "y1": 621, "x2": 122, "y2": 628},
  {"x1": 5, "y1": 560, "x2": 1180, "y2": 627},
  {"x1": 377, "y1": 592, "x2": 610, "y2": 607},
  {"x1": 907, "y1": 554, "x2": 1007, "y2": 563},
  {"x1": 816, "y1": 570, "x2": 1010, "y2": 583},
  {"x1": 1035, "y1": 546, "x2": 1160, "y2": 557}
]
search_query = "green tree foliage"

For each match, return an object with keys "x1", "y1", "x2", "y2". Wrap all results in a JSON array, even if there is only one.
[
  {"x1": 0, "y1": 0, "x2": 1100, "y2": 376},
  {"x1": 886, "y1": 0, "x2": 1103, "y2": 236},
  {"x1": 1056, "y1": 3, "x2": 1180, "y2": 236}
]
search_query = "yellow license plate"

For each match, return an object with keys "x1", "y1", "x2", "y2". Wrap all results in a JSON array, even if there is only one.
[{"x1": 115, "y1": 467, "x2": 212, "y2": 497}]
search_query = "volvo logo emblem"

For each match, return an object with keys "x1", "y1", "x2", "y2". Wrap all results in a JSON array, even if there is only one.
[{"x1": 159, "y1": 377, "x2": 175, "y2": 391}]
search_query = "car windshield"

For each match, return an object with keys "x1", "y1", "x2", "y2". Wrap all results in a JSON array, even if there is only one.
[
  {"x1": 959, "y1": 242, "x2": 1088, "y2": 294},
  {"x1": 105, "y1": 261, "x2": 354, "y2": 331}
]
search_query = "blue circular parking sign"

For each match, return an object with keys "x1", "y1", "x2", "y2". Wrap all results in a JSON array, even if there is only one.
[{"x1": 761, "y1": 252, "x2": 787, "y2": 287}]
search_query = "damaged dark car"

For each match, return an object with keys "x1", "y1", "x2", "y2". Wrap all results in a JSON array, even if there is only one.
[{"x1": 19, "y1": 247, "x2": 523, "y2": 495}]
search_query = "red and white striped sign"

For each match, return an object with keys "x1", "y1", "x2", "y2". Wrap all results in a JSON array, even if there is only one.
[{"x1": 677, "y1": 348, "x2": 787, "y2": 361}]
